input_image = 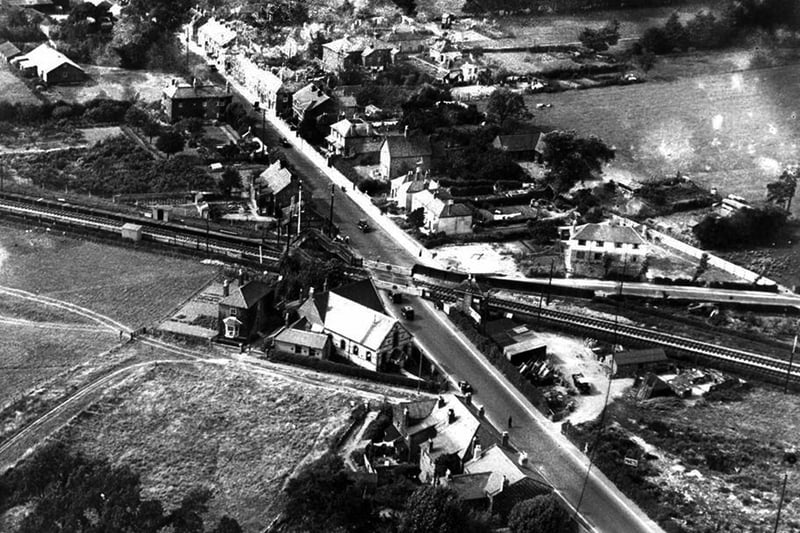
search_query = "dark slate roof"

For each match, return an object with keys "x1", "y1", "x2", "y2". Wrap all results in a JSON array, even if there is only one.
[
  {"x1": 220, "y1": 280, "x2": 274, "y2": 309},
  {"x1": 406, "y1": 180, "x2": 428, "y2": 194},
  {"x1": 331, "y1": 278, "x2": 385, "y2": 314},
  {"x1": 383, "y1": 136, "x2": 432, "y2": 158},
  {"x1": 293, "y1": 83, "x2": 331, "y2": 115},
  {"x1": 0, "y1": 41, "x2": 21, "y2": 58},
  {"x1": 493, "y1": 133, "x2": 542, "y2": 153},
  {"x1": 493, "y1": 477, "x2": 552, "y2": 518},
  {"x1": 439, "y1": 202, "x2": 472, "y2": 218},
  {"x1": 572, "y1": 223, "x2": 646, "y2": 245},
  {"x1": 163, "y1": 82, "x2": 231, "y2": 100},
  {"x1": 615, "y1": 347, "x2": 668, "y2": 366}
]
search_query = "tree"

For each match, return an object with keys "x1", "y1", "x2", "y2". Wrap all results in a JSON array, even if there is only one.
[
  {"x1": 155, "y1": 128, "x2": 185, "y2": 158},
  {"x1": 142, "y1": 119, "x2": 163, "y2": 143},
  {"x1": 219, "y1": 167, "x2": 241, "y2": 196},
  {"x1": 578, "y1": 20, "x2": 620, "y2": 52},
  {"x1": 210, "y1": 516, "x2": 243, "y2": 533},
  {"x1": 398, "y1": 486, "x2": 470, "y2": 533},
  {"x1": 693, "y1": 205, "x2": 788, "y2": 248},
  {"x1": 541, "y1": 131, "x2": 615, "y2": 193},
  {"x1": 640, "y1": 26, "x2": 671, "y2": 55},
  {"x1": 663, "y1": 12, "x2": 687, "y2": 52},
  {"x1": 176, "y1": 117, "x2": 205, "y2": 139},
  {"x1": 169, "y1": 487, "x2": 211, "y2": 533},
  {"x1": 486, "y1": 88, "x2": 530, "y2": 127},
  {"x1": 125, "y1": 105, "x2": 150, "y2": 128},
  {"x1": 693, "y1": 252, "x2": 709, "y2": 282},
  {"x1": 508, "y1": 494, "x2": 574, "y2": 533},
  {"x1": 407, "y1": 207, "x2": 425, "y2": 228},
  {"x1": 766, "y1": 166, "x2": 799, "y2": 210}
]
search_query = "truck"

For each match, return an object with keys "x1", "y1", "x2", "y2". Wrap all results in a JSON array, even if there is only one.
[{"x1": 572, "y1": 373, "x2": 591, "y2": 394}]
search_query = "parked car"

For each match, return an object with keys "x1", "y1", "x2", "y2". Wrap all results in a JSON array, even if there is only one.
[
  {"x1": 279, "y1": 137, "x2": 291, "y2": 147},
  {"x1": 458, "y1": 380, "x2": 473, "y2": 394},
  {"x1": 401, "y1": 305, "x2": 415, "y2": 320},
  {"x1": 357, "y1": 219, "x2": 371, "y2": 232},
  {"x1": 387, "y1": 290, "x2": 402, "y2": 304},
  {"x1": 572, "y1": 373, "x2": 591, "y2": 394}
]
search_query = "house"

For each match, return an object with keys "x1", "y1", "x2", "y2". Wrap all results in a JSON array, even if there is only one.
[
  {"x1": 296, "y1": 279, "x2": 413, "y2": 372},
  {"x1": 272, "y1": 317, "x2": 332, "y2": 359},
  {"x1": 322, "y1": 36, "x2": 393, "y2": 71},
  {"x1": 476, "y1": 205, "x2": 538, "y2": 224},
  {"x1": 389, "y1": 171, "x2": 428, "y2": 212},
  {"x1": 253, "y1": 160, "x2": 298, "y2": 216},
  {"x1": 11, "y1": 44, "x2": 85, "y2": 84},
  {"x1": 0, "y1": 41, "x2": 22, "y2": 62},
  {"x1": 492, "y1": 133, "x2": 545, "y2": 162},
  {"x1": 336, "y1": 94, "x2": 360, "y2": 119},
  {"x1": 161, "y1": 79, "x2": 233, "y2": 122},
  {"x1": 560, "y1": 222, "x2": 648, "y2": 278},
  {"x1": 613, "y1": 347, "x2": 669, "y2": 377},
  {"x1": 217, "y1": 277, "x2": 276, "y2": 342},
  {"x1": 412, "y1": 189, "x2": 473, "y2": 235},
  {"x1": 326, "y1": 118, "x2": 382, "y2": 158},
  {"x1": 457, "y1": 444, "x2": 552, "y2": 519},
  {"x1": 292, "y1": 83, "x2": 335, "y2": 123},
  {"x1": 379, "y1": 135, "x2": 432, "y2": 180},
  {"x1": 390, "y1": 394, "x2": 482, "y2": 484},
  {"x1": 383, "y1": 29, "x2": 432, "y2": 55},
  {"x1": 197, "y1": 18, "x2": 236, "y2": 61},
  {"x1": 235, "y1": 57, "x2": 291, "y2": 118},
  {"x1": 429, "y1": 38, "x2": 460, "y2": 67},
  {"x1": 460, "y1": 61, "x2": 483, "y2": 83}
]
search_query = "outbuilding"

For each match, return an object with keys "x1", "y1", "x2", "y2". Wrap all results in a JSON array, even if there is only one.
[{"x1": 120, "y1": 223, "x2": 142, "y2": 242}]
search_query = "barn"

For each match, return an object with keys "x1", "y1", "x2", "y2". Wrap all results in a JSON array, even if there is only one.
[{"x1": 12, "y1": 44, "x2": 85, "y2": 84}]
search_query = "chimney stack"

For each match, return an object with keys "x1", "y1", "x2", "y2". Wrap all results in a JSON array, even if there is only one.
[
  {"x1": 222, "y1": 279, "x2": 230, "y2": 297},
  {"x1": 502, "y1": 431, "x2": 509, "y2": 447},
  {"x1": 404, "y1": 124, "x2": 408, "y2": 137},
  {"x1": 437, "y1": 395, "x2": 445, "y2": 408},
  {"x1": 464, "y1": 392, "x2": 472, "y2": 405},
  {"x1": 447, "y1": 408, "x2": 455, "y2": 424},
  {"x1": 284, "y1": 311, "x2": 290, "y2": 326},
  {"x1": 518, "y1": 451, "x2": 528, "y2": 466},
  {"x1": 473, "y1": 436, "x2": 481, "y2": 458},
  {"x1": 403, "y1": 407, "x2": 409, "y2": 431},
  {"x1": 428, "y1": 437, "x2": 434, "y2": 452},
  {"x1": 308, "y1": 286, "x2": 315, "y2": 299},
  {"x1": 238, "y1": 268, "x2": 245, "y2": 285}
]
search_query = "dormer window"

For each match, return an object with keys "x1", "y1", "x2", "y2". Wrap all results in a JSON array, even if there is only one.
[{"x1": 596, "y1": 240, "x2": 604, "y2": 247}]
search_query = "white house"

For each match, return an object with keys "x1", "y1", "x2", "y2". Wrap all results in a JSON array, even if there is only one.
[
  {"x1": 560, "y1": 222, "x2": 648, "y2": 278},
  {"x1": 412, "y1": 189, "x2": 473, "y2": 235},
  {"x1": 197, "y1": 18, "x2": 236, "y2": 62}
]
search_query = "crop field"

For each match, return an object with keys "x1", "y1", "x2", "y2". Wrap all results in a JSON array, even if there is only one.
[
  {"x1": 0, "y1": 226, "x2": 217, "y2": 328},
  {"x1": 58, "y1": 364, "x2": 367, "y2": 532},
  {"x1": 0, "y1": 67, "x2": 39, "y2": 105},
  {"x1": 510, "y1": 63, "x2": 800, "y2": 215},
  {"x1": 0, "y1": 322, "x2": 118, "y2": 407}
]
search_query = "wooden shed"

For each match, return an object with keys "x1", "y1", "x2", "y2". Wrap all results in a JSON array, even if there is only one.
[{"x1": 121, "y1": 223, "x2": 143, "y2": 242}]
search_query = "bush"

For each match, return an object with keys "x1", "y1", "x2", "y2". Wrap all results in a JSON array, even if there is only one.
[{"x1": 357, "y1": 177, "x2": 390, "y2": 197}]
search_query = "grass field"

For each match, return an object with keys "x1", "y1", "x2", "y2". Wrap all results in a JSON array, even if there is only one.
[
  {"x1": 508, "y1": 63, "x2": 800, "y2": 215},
  {"x1": 42, "y1": 65, "x2": 179, "y2": 104},
  {"x1": 0, "y1": 226, "x2": 217, "y2": 328},
  {"x1": 0, "y1": 67, "x2": 39, "y2": 105},
  {"x1": 0, "y1": 323, "x2": 118, "y2": 407},
  {"x1": 58, "y1": 364, "x2": 366, "y2": 533}
]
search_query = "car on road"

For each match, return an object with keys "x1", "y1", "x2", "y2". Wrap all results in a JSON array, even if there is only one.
[
  {"x1": 357, "y1": 219, "x2": 371, "y2": 232},
  {"x1": 458, "y1": 380, "x2": 473, "y2": 394},
  {"x1": 279, "y1": 137, "x2": 291, "y2": 147},
  {"x1": 401, "y1": 305, "x2": 415, "y2": 320},
  {"x1": 572, "y1": 373, "x2": 591, "y2": 394},
  {"x1": 387, "y1": 290, "x2": 402, "y2": 304}
]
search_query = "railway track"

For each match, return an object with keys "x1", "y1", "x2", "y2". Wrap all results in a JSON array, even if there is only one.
[
  {"x1": 0, "y1": 195, "x2": 283, "y2": 264},
  {"x1": 415, "y1": 280, "x2": 800, "y2": 383}
]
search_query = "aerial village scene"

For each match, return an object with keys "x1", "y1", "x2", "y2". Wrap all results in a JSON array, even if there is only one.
[{"x1": 1, "y1": 0, "x2": 800, "y2": 531}]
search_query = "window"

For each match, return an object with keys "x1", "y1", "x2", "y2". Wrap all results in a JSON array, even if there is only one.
[
  {"x1": 596, "y1": 240, "x2": 604, "y2": 247},
  {"x1": 615, "y1": 242, "x2": 622, "y2": 248},
  {"x1": 366, "y1": 352, "x2": 372, "y2": 361},
  {"x1": 576, "y1": 251, "x2": 586, "y2": 259},
  {"x1": 594, "y1": 252, "x2": 603, "y2": 260},
  {"x1": 393, "y1": 330, "x2": 399, "y2": 347},
  {"x1": 633, "y1": 244, "x2": 640, "y2": 250},
  {"x1": 224, "y1": 322, "x2": 238, "y2": 338},
  {"x1": 578, "y1": 239, "x2": 586, "y2": 246},
  {"x1": 340, "y1": 339, "x2": 346, "y2": 350},
  {"x1": 353, "y1": 345, "x2": 359, "y2": 356},
  {"x1": 631, "y1": 256, "x2": 638, "y2": 263},
  {"x1": 229, "y1": 308, "x2": 238, "y2": 317},
  {"x1": 309, "y1": 349, "x2": 317, "y2": 357},
  {"x1": 294, "y1": 345, "x2": 302, "y2": 354}
]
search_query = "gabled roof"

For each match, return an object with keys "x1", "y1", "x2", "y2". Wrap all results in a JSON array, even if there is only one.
[
  {"x1": 0, "y1": 41, "x2": 22, "y2": 59},
  {"x1": 439, "y1": 202, "x2": 472, "y2": 218},
  {"x1": 571, "y1": 223, "x2": 646, "y2": 245},
  {"x1": 493, "y1": 133, "x2": 543, "y2": 153},
  {"x1": 331, "y1": 278, "x2": 385, "y2": 314},
  {"x1": 382, "y1": 136, "x2": 432, "y2": 159},
  {"x1": 406, "y1": 395, "x2": 481, "y2": 463},
  {"x1": 258, "y1": 161, "x2": 293, "y2": 195},
  {"x1": 274, "y1": 326, "x2": 330, "y2": 350},
  {"x1": 330, "y1": 118, "x2": 373, "y2": 138},
  {"x1": 615, "y1": 347, "x2": 668, "y2": 366},
  {"x1": 256, "y1": 68, "x2": 283, "y2": 93},
  {"x1": 219, "y1": 280, "x2": 273, "y2": 309},
  {"x1": 198, "y1": 18, "x2": 236, "y2": 47},
  {"x1": 465, "y1": 444, "x2": 550, "y2": 489},
  {"x1": 293, "y1": 83, "x2": 331, "y2": 115},
  {"x1": 163, "y1": 81, "x2": 231, "y2": 100},
  {"x1": 324, "y1": 36, "x2": 392, "y2": 55},
  {"x1": 18, "y1": 44, "x2": 83, "y2": 75},
  {"x1": 448, "y1": 471, "x2": 504, "y2": 501}
]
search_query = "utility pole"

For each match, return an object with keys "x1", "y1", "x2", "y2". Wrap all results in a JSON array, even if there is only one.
[
  {"x1": 328, "y1": 183, "x2": 335, "y2": 237},
  {"x1": 297, "y1": 180, "x2": 302, "y2": 235},
  {"x1": 785, "y1": 335, "x2": 797, "y2": 394}
]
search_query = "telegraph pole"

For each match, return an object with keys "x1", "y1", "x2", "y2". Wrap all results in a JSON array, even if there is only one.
[
  {"x1": 328, "y1": 184, "x2": 335, "y2": 237},
  {"x1": 785, "y1": 335, "x2": 797, "y2": 394}
]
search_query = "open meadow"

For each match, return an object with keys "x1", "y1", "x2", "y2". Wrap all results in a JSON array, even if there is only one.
[
  {"x1": 0, "y1": 225, "x2": 217, "y2": 328},
  {"x1": 506, "y1": 63, "x2": 800, "y2": 215},
  {"x1": 0, "y1": 67, "x2": 39, "y2": 105},
  {"x1": 57, "y1": 364, "x2": 369, "y2": 533}
]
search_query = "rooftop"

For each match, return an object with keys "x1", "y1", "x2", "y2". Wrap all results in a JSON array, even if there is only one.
[
  {"x1": 274, "y1": 326, "x2": 330, "y2": 350},
  {"x1": 293, "y1": 83, "x2": 331, "y2": 115},
  {"x1": 571, "y1": 223, "x2": 646, "y2": 245},
  {"x1": 219, "y1": 279, "x2": 274, "y2": 309},
  {"x1": 493, "y1": 133, "x2": 544, "y2": 153},
  {"x1": 615, "y1": 347, "x2": 668, "y2": 366},
  {"x1": 383, "y1": 136, "x2": 432, "y2": 158},
  {"x1": 198, "y1": 18, "x2": 236, "y2": 47},
  {"x1": 16, "y1": 44, "x2": 83, "y2": 75},
  {"x1": 163, "y1": 81, "x2": 231, "y2": 100},
  {"x1": 406, "y1": 394, "x2": 481, "y2": 463},
  {"x1": 258, "y1": 161, "x2": 293, "y2": 195}
]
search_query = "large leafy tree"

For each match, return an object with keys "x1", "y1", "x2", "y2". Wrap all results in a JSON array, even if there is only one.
[
  {"x1": 508, "y1": 494, "x2": 574, "y2": 533},
  {"x1": 766, "y1": 166, "x2": 799, "y2": 211},
  {"x1": 155, "y1": 129, "x2": 185, "y2": 158},
  {"x1": 578, "y1": 20, "x2": 620, "y2": 52},
  {"x1": 541, "y1": 131, "x2": 615, "y2": 193},
  {"x1": 398, "y1": 486, "x2": 493, "y2": 533},
  {"x1": 486, "y1": 88, "x2": 530, "y2": 127}
]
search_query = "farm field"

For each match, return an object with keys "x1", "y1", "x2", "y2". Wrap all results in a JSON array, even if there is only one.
[
  {"x1": 572, "y1": 385, "x2": 800, "y2": 532},
  {"x1": 56, "y1": 364, "x2": 372, "y2": 533},
  {"x1": 0, "y1": 225, "x2": 217, "y2": 328},
  {"x1": 0, "y1": 67, "x2": 39, "y2": 105},
  {"x1": 508, "y1": 63, "x2": 800, "y2": 215}
]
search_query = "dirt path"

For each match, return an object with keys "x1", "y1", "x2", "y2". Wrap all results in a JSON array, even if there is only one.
[{"x1": 0, "y1": 315, "x2": 110, "y2": 332}]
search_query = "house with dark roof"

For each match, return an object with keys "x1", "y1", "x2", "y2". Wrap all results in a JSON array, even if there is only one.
[
  {"x1": 411, "y1": 188, "x2": 473, "y2": 235},
  {"x1": 292, "y1": 83, "x2": 335, "y2": 123},
  {"x1": 252, "y1": 160, "x2": 298, "y2": 216},
  {"x1": 560, "y1": 222, "x2": 648, "y2": 278},
  {"x1": 11, "y1": 44, "x2": 85, "y2": 84},
  {"x1": 161, "y1": 79, "x2": 232, "y2": 122},
  {"x1": 322, "y1": 36, "x2": 393, "y2": 71},
  {"x1": 296, "y1": 279, "x2": 412, "y2": 371},
  {"x1": 492, "y1": 133, "x2": 545, "y2": 162},
  {"x1": 217, "y1": 278, "x2": 276, "y2": 342},
  {"x1": 383, "y1": 29, "x2": 433, "y2": 55},
  {"x1": 271, "y1": 317, "x2": 332, "y2": 359},
  {"x1": 380, "y1": 135, "x2": 432, "y2": 180},
  {"x1": 0, "y1": 42, "x2": 22, "y2": 62},
  {"x1": 326, "y1": 118, "x2": 382, "y2": 158}
]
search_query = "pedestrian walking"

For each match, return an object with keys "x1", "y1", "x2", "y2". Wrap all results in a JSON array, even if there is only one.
[{"x1": 508, "y1": 416, "x2": 513, "y2": 428}]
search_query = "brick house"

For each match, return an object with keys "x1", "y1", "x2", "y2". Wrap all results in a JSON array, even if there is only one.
[
  {"x1": 326, "y1": 118, "x2": 382, "y2": 158},
  {"x1": 252, "y1": 160, "x2": 298, "y2": 216},
  {"x1": 379, "y1": 135, "x2": 432, "y2": 180},
  {"x1": 560, "y1": 222, "x2": 648, "y2": 278},
  {"x1": 322, "y1": 36, "x2": 393, "y2": 71},
  {"x1": 162, "y1": 79, "x2": 233, "y2": 122},
  {"x1": 292, "y1": 83, "x2": 335, "y2": 123},
  {"x1": 411, "y1": 189, "x2": 473, "y2": 235},
  {"x1": 217, "y1": 278, "x2": 276, "y2": 342}
]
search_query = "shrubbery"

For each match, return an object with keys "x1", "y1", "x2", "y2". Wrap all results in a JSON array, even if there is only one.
[{"x1": 692, "y1": 204, "x2": 788, "y2": 249}]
